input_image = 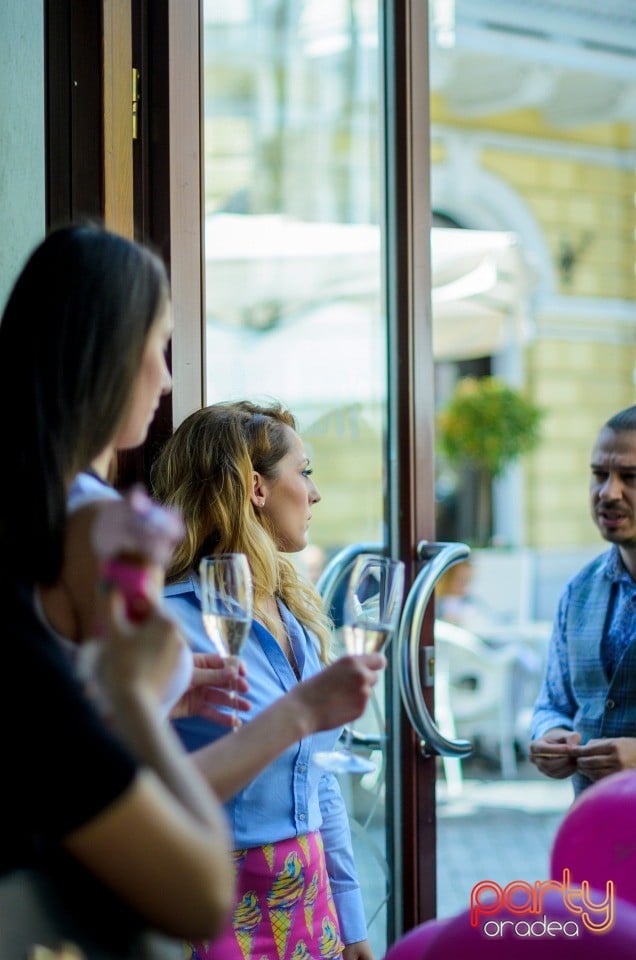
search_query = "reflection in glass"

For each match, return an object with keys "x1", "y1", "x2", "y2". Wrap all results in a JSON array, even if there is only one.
[
  {"x1": 202, "y1": 3, "x2": 388, "y2": 953},
  {"x1": 203, "y1": 0, "x2": 384, "y2": 547}
]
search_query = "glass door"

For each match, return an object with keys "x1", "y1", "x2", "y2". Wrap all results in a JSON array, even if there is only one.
[
  {"x1": 427, "y1": 0, "x2": 636, "y2": 928},
  {"x1": 143, "y1": 0, "x2": 636, "y2": 949},
  {"x1": 200, "y1": 0, "x2": 436, "y2": 952}
]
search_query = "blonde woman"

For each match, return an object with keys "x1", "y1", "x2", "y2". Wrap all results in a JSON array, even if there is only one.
[{"x1": 151, "y1": 401, "x2": 375, "y2": 960}]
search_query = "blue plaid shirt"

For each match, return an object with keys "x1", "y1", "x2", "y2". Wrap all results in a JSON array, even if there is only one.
[{"x1": 531, "y1": 546, "x2": 636, "y2": 792}]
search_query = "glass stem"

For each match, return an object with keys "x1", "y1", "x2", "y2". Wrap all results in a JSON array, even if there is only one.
[{"x1": 230, "y1": 660, "x2": 239, "y2": 730}]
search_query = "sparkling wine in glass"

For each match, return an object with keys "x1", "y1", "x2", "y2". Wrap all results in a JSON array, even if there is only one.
[
  {"x1": 314, "y1": 553, "x2": 405, "y2": 774},
  {"x1": 199, "y1": 553, "x2": 253, "y2": 727}
]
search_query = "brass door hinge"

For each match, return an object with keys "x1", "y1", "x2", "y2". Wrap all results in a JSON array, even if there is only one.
[{"x1": 132, "y1": 67, "x2": 140, "y2": 140}]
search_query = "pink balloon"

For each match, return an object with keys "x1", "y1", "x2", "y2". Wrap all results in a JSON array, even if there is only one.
[
  {"x1": 550, "y1": 770, "x2": 636, "y2": 908},
  {"x1": 383, "y1": 917, "x2": 448, "y2": 960},
  {"x1": 415, "y1": 890, "x2": 636, "y2": 957}
]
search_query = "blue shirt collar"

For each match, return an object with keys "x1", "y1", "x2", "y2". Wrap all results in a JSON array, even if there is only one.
[
  {"x1": 603, "y1": 545, "x2": 635, "y2": 585},
  {"x1": 164, "y1": 573, "x2": 200, "y2": 599}
]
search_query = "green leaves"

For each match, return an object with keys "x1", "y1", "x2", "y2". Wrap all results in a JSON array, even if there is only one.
[{"x1": 436, "y1": 376, "x2": 544, "y2": 478}]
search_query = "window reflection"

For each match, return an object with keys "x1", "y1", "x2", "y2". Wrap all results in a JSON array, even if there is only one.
[
  {"x1": 202, "y1": 0, "x2": 385, "y2": 556},
  {"x1": 202, "y1": 7, "x2": 389, "y2": 951}
]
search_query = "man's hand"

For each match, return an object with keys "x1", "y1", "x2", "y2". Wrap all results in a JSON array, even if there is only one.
[
  {"x1": 571, "y1": 737, "x2": 636, "y2": 782},
  {"x1": 343, "y1": 939, "x2": 374, "y2": 960},
  {"x1": 528, "y1": 728, "x2": 581, "y2": 779},
  {"x1": 170, "y1": 653, "x2": 250, "y2": 726}
]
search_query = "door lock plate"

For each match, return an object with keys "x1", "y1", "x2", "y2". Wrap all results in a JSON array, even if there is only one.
[{"x1": 423, "y1": 646, "x2": 435, "y2": 687}]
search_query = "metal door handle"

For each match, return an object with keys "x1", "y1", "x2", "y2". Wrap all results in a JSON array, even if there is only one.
[{"x1": 397, "y1": 541, "x2": 474, "y2": 758}]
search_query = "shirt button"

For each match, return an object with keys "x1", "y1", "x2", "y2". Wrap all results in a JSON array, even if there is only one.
[
  {"x1": 606, "y1": 699, "x2": 616, "y2": 709},
  {"x1": 298, "y1": 813, "x2": 306, "y2": 821},
  {"x1": 297, "y1": 764, "x2": 306, "y2": 774}
]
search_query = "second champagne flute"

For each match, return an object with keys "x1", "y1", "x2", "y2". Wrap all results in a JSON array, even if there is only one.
[
  {"x1": 314, "y1": 553, "x2": 405, "y2": 774},
  {"x1": 199, "y1": 552, "x2": 253, "y2": 728}
]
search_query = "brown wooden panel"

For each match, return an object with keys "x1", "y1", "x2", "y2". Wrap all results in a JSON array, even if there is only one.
[
  {"x1": 69, "y1": 0, "x2": 103, "y2": 220},
  {"x1": 46, "y1": 0, "x2": 72, "y2": 227},
  {"x1": 103, "y1": 0, "x2": 134, "y2": 238},
  {"x1": 167, "y1": 0, "x2": 204, "y2": 428},
  {"x1": 45, "y1": 0, "x2": 171, "y2": 488},
  {"x1": 45, "y1": 0, "x2": 103, "y2": 227},
  {"x1": 118, "y1": 0, "x2": 203, "y2": 488}
]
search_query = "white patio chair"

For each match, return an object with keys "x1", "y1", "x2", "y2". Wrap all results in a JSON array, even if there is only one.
[{"x1": 434, "y1": 619, "x2": 521, "y2": 787}]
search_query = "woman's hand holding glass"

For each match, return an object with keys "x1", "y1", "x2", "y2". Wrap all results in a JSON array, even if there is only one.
[
  {"x1": 286, "y1": 652, "x2": 386, "y2": 737},
  {"x1": 314, "y1": 554, "x2": 405, "y2": 774},
  {"x1": 170, "y1": 652, "x2": 250, "y2": 726},
  {"x1": 199, "y1": 553, "x2": 253, "y2": 728}
]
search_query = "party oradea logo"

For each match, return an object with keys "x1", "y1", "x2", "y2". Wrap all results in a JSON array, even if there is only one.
[{"x1": 470, "y1": 869, "x2": 614, "y2": 939}]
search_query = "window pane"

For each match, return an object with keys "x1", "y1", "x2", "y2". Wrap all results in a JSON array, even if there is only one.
[
  {"x1": 203, "y1": 0, "x2": 384, "y2": 555},
  {"x1": 202, "y1": 3, "x2": 389, "y2": 952}
]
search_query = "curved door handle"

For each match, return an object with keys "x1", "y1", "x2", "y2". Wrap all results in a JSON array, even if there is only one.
[{"x1": 397, "y1": 541, "x2": 473, "y2": 759}]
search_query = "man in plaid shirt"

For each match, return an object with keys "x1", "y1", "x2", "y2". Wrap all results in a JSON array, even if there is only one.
[{"x1": 530, "y1": 405, "x2": 636, "y2": 795}]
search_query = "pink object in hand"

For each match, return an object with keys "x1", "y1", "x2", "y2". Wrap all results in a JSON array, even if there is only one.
[
  {"x1": 102, "y1": 558, "x2": 155, "y2": 622},
  {"x1": 93, "y1": 485, "x2": 185, "y2": 620}
]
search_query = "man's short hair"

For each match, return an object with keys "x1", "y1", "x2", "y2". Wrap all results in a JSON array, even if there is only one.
[{"x1": 605, "y1": 405, "x2": 636, "y2": 432}]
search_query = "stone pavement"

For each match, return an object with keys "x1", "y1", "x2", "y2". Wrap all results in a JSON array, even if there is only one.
[
  {"x1": 436, "y1": 757, "x2": 572, "y2": 918},
  {"x1": 349, "y1": 755, "x2": 573, "y2": 957}
]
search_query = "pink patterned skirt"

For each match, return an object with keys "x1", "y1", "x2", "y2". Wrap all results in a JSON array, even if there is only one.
[{"x1": 185, "y1": 831, "x2": 344, "y2": 960}]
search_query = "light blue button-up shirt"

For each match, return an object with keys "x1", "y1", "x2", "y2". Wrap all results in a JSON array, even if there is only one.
[{"x1": 165, "y1": 575, "x2": 367, "y2": 944}]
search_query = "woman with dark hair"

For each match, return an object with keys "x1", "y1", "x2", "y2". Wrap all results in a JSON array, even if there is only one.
[
  {"x1": 151, "y1": 401, "x2": 375, "y2": 960},
  {"x1": 0, "y1": 224, "x2": 170, "y2": 586},
  {"x1": 0, "y1": 224, "x2": 234, "y2": 957},
  {"x1": 0, "y1": 225, "x2": 382, "y2": 958}
]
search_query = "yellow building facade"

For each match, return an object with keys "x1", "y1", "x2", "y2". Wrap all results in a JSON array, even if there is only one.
[{"x1": 430, "y1": 85, "x2": 636, "y2": 551}]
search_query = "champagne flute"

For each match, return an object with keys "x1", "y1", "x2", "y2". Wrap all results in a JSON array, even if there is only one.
[
  {"x1": 314, "y1": 553, "x2": 405, "y2": 774},
  {"x1": 199, "y1": 552, "x2": 253, "y2": 728}
]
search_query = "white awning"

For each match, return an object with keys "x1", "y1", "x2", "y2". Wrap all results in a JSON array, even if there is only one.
[
  {"x1": 204, "y1": 214, "x2": 535, "y2": 362},
  {"x1": 430, "y1": 228, "x2": 534, "y2": 359}
]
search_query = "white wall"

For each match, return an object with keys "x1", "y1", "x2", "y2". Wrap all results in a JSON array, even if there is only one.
[{"x1": 0, "y1": 0, "x2": 46, "y2": 311}]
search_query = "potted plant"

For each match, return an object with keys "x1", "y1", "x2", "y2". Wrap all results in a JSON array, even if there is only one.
[{"x1": 436, "y1": 376, "x2": 544, "y2": 546}]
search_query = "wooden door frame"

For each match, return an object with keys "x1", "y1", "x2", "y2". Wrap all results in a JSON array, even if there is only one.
[
  {"x1": 46, "y1": 0, "x2": 103, "y2": 229},
  {"x1": 384, "y1": 0, "x2": 436, "y2": 935},
  {"x1": 121, "y1": 0, "x2": 205, "y2": 483},
  {"x1": 136, "y1": 0, "x2": 204, "y2": 433},
  {"x1": 46, "y1": 0, "x2": 133, "y2": 237},
  {"x1": 103, "y1": 0, "x2": 134, "y2": 238},
  {"x1": 45, "y1": 0, "x2": 204, "y2": 486}
]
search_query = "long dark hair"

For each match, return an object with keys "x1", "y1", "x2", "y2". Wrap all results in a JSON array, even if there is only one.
[{"x1": 0, "y1": 223, "x2": 169, "y2": 585}]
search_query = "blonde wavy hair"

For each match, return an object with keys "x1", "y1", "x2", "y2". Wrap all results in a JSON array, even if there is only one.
[{"x1": 150, "y1": 400, "x2": 333, "y2": 662}]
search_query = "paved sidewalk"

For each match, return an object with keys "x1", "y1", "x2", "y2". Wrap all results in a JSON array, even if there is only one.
[
  {"x1": 436, "y1": 758, "x2": 572, "y2": 918},
  {"x1": 349, "y1": 756, "x2": 573, "y2": 957}
]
